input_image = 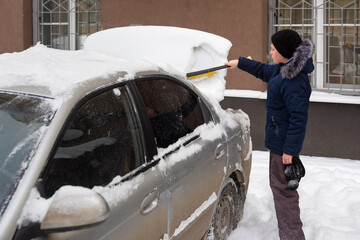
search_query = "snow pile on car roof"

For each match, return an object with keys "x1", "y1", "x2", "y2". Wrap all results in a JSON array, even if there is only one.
[
  {"x1": 0, "y1": 43, "x2": 160, "y2": 97},
  {"x1": 84, "y1": 26, "x2": 232, "y2": 101},
  {"x1": 0, "y1": 26, "x2": 231, "y2": 102}
]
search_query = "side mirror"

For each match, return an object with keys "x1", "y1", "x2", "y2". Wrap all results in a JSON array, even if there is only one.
[{"x1": 41, "y1": 186, "x2": 110, "y2": 233}]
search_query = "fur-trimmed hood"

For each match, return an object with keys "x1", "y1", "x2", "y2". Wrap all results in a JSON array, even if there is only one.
[{"x1": 281, "y1": 39, "x2": 314, "y2": 79}]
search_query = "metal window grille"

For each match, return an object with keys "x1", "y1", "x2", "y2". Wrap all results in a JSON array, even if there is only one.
[
  {"x1": 33, "y1": 0, "x2": 101, "y2": 50},
  {"x1": 269, "y1": 0, "x2": 360, "y2": 95}
]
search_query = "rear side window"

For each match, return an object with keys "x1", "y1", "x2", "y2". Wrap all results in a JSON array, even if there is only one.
[
  {"x1": 40, "y1": 86, "x2": 144, "y2": 197},
  {"x1": 136, "y1": 79, "x2": 206, "y2": 148}
]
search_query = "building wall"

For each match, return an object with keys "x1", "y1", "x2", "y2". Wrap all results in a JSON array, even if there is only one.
[
  {"x1": 102, "y1": 0, "x2": 268, "y2": 91},
  {"x1": 0, "y1": 0, "x2": 33, "y2": 54},
  {"x1": 221, "y1": 97, "x2": 360, "y2": 160},
  {"x1": 1, "y1": 0, "x2": 267, "y2": 91}
]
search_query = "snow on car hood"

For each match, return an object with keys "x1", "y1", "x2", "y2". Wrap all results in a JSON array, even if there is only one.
[{"x1": 84, "y1": 26, "x2": 232, "y2": 101}]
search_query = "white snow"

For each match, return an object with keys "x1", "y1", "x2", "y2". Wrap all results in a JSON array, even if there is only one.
[
  {"x1": 17, "y1": 188, "x2": 52, "y2": 226},
  {"x1": 43, "y1": 186, "x2": 102, "y2": 214},
  {"x1": 156, "y1": 115, "x2": 249, "y2": 173},
  {"x1": 92, "y1": 174, "x2": 145, "y2": 207},
  {"x1": 0, "y1": 26, "x2": 232, "y2": 102},
  {"x1": 243, "y1": 139, "x2": 252, "y2": 161},
  {"x1": 84, "y1": 26, "x2": 231, "y2": 74},
  {"x1": 228, "y1": 151, "x2": 360, "y2": 240},
  {"x1": 225, "y1": 89, "x2": 268, "y2": 100},
  {"x1": 0, "y1": 43, "x2": 160, "y2": 99},
  {"x1": 157, "y1": 122, "x2": 226, "y2": 173},
  {"x1": 225, "y1": 89, "x2": 360, "y2": 105},
  {"x1": 84, "y1": 26, "x2": 232, "y2": 101}
]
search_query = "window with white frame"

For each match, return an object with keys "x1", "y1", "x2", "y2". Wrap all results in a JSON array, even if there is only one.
[
  {"x1": 33, "y1": 0, "x2": 101, "y2": 50},
  {"x1": 269, "y1": 0, "x2": 360, "y2": 95}
]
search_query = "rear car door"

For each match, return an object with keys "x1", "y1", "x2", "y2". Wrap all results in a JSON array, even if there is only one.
[
  {"x1": 135, "y1": 77, "x2": 227, "y2": 239},
  {"x1": 24, "y1": 84, "x2": 168, "y2": 239}
]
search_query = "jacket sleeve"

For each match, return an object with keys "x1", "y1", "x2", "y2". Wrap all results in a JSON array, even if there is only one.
[
  {"x1": 281, "y1": 77, "x2": 311, "y2": 156},
  {"x1": 237, "y1": 57, "x2": 278, "y2": 83}
]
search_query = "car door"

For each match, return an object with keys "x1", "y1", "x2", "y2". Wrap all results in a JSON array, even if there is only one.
[
  {"x1": 135, "y1": 77, "x2": 227, "y2": 239},
  {"x1": 27, "y1": 84, "x2": 168, "y2": 240}
]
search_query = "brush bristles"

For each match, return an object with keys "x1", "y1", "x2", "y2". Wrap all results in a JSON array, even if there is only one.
[{"x1": 186, "y1": 71, "x2": 217, "y2": 80}]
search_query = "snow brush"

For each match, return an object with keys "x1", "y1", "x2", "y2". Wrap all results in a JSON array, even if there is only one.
[{"x1": 186, "y1": 65, "x2": 230, "y2": 80}]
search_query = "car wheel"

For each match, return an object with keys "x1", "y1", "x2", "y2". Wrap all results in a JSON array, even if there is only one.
[{"x1": 207, "y1": 178, "x2": 243, "y2": 240}]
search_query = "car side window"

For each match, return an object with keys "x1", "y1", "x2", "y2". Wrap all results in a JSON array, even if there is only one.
[
  {"x1": 135, "y1": 79, "x2": 206, "y2": 148},
  {"x1": 39, "y1": 86, "x2": 144, "y2": 197}
]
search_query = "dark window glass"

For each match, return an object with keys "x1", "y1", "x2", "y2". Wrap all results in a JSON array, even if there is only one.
[
  {"x1": 40, "y1": 86, "x2": 144, "y2": 197},
  {"x1": 136, "y1": 79, "x2": 205, "y2": 148}
]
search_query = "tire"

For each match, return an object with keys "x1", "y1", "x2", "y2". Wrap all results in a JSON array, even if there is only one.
[{"x1": 207, "y1": 178, "x2": 244, "y2": 240}]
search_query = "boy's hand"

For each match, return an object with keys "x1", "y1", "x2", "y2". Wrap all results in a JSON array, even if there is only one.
[
  {"x1": 224, "y1": 60, "x2": 239, "y2": 69},
  {"x1": 282, "y1": 153, "x2": 293, "y2": 164}
]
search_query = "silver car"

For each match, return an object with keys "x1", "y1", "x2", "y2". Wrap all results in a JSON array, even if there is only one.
[{"x1": 0, "y1": 49, "x2": 251, "y2": 240}]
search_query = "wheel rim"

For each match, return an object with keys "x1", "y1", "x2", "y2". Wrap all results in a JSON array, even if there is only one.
[{"x1": 214, "y1": 194, "x2": 233, "y2": 239}]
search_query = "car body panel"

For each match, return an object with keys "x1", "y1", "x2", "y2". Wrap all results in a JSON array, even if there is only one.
[
  {"x1": 224, "y1": 110, "x2": 252, "y2": 193},
  {"x1": 163, "y1": 134, "x2": 227, "y2": 238}
]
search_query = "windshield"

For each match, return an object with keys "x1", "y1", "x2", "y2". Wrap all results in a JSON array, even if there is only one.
[{"x1": 0, "y1": 92, "x2": 55, "y2": 215}]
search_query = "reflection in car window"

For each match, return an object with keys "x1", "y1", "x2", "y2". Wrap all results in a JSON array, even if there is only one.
[
  {"x1": 40, "y1": 86, "x2": 144, "y2": 197},
  {"x1": 136, "y1": 79, "x2": 205, "y2": 148},
  {"x1": 0, "y1": 92, "x2": 55, "y2": 214}
]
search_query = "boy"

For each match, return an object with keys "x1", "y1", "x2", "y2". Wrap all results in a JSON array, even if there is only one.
[{"x1": 225, "y1": 29, "x2": 314, "y2": 240}]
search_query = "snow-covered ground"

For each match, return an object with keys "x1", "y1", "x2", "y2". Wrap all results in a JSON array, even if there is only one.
[
  {"x1": 225, "y1": 89, "x2": 360, "y2": 105},
  {"x1": 229, "y1": 151, "x2": 360, "y2": 240}
]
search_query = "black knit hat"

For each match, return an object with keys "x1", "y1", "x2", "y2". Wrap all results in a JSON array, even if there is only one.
[{"x1": 271, "y1": 29, "x2": 302, "y2": 59}]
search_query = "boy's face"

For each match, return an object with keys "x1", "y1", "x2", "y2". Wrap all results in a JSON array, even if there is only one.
[{"x1": 270, "y1": 43, "x2": 288, "y2": 64}]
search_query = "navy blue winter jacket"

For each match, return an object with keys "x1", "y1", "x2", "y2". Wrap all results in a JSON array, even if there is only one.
[{"x1": 237, "y1": 39, "x2": 314, "y2": 156}]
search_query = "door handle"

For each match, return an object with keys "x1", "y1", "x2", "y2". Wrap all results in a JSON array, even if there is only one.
[
  {"x1": 214, "y1": 143, "x2": 226, "y2": 160},
  {"x1": 140, "y1": 189, "x2": 159, "y2": 215}
]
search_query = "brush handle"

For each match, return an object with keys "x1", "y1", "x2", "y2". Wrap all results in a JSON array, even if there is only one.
[{"x1": 186, "y1": 65, "x2": 230, "y2": 78}]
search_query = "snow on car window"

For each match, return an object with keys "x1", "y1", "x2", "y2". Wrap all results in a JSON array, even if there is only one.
[{"x1": 156, "y1": 121, "x2": 227, "y2": 172}]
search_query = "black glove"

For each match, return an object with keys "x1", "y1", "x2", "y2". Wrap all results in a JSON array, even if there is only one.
[{"x1": 284, "y1": 156, "x2": 305, "y2": 190}]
